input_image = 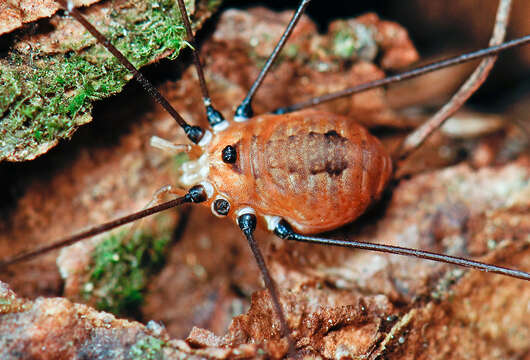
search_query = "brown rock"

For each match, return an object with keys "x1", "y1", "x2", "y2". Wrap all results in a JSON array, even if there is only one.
[{"x1": 0, "y1": 0, "x2": 100, "y2": 36}]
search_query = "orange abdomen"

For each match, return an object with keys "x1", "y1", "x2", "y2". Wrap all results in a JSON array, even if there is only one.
[{"x1": 207, "y1": 110, "x2": 392, "y2": 234}]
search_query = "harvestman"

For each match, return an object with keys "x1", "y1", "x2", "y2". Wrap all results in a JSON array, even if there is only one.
[{"x1": 1, "y1": 0, "x2": 530, "y2": 356}]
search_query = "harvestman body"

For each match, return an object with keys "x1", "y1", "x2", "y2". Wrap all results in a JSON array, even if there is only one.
[
  {"x1": 2, "y1": 0, "x2": 530, "y2": 357},
  {"x1": 182, "y1": 110, "x2": 392, "y2": 234}
]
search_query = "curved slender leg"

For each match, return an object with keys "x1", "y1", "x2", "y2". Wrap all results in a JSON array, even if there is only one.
[
  {"x1": 234, "y1": 0, "x2": 312, "y2": 121},
  {"x1": 273, "y1": 220, "x2": 530, "y2": 282},
  {"x1": 237, "y1": 212, "x2": 296, "y2": 357},
  {"x1": 58, "y1": 0, "x2": 205, "y2": 144},
  {"x1": 175, "y1": 0, "x2": 227, "y2": 129}
]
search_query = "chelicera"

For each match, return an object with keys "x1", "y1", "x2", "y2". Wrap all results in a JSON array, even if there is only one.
[{"x1": 1, "y1": 0, "x2": 529, "y2": 357}]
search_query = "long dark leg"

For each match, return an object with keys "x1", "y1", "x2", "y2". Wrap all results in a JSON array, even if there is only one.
[
  {"x1": 273, "y1": 220, "x2": 530, "y2": 282},
  {"x1": 57, "y1": 0, "x2": 205, "y2": 144},
  {"x1": 238, "y1": 213, "x2": 296, "y2": 357},
  {"x1": 0, "y1": 186, "x2": 208, "y2": 269},
  {"x1": 271, "y1": 35, "x2": 530, "y2": 115},
  {"x1": 175, "y1": 0, "x2": 226, "y2": 129},
  {"x1": 234, "y1": 0, "x2": 312, "y2": 121}
]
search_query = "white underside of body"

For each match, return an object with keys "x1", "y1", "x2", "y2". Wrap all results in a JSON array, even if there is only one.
[
  {"x1": 212, "y1": 120, "x2": 230, "y2": 132},
  {"x1": 179, "y1": 153, "x2": 210, "y2": 187},
  {"x1": 233, "y1": 115, "x2": 250, "y2": 123},
  {"x1": 263, "y1": 215, "x2": 282, "y2": 231},
  {"x1": 198, "y1": 130, "x2": 213, "y2": 147}
]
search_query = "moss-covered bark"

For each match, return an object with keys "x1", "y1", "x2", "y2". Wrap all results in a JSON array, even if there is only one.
[{"x1": 0, "y1": 0, "x2": 220, "y2": 161}]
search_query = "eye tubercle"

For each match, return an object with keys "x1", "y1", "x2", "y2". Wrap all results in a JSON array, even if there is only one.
[{"x1": 222, "y1": 145, "x2": 237, "y2": 163}]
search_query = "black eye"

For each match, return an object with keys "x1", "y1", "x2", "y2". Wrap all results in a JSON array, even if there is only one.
[
  {"x1": 213, "y1": 198, "x2": 230, "y2": 216},
  {"x1": 222, "y1": 145, "x2": 237, "y2": 163}
]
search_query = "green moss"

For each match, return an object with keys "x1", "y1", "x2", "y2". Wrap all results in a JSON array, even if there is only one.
[
  {"x1": 0, "y1": 0, "x2": 221, "y2": 161},
  {"x1": 129, "y1": 336, "x2": 166, "y2": 360},
  {"x1": 82, "y1": 215, "x2": 174, "y2": 317},
  {"x1": 331, "y1": 22, "x2": 376, "y2": 61}
]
